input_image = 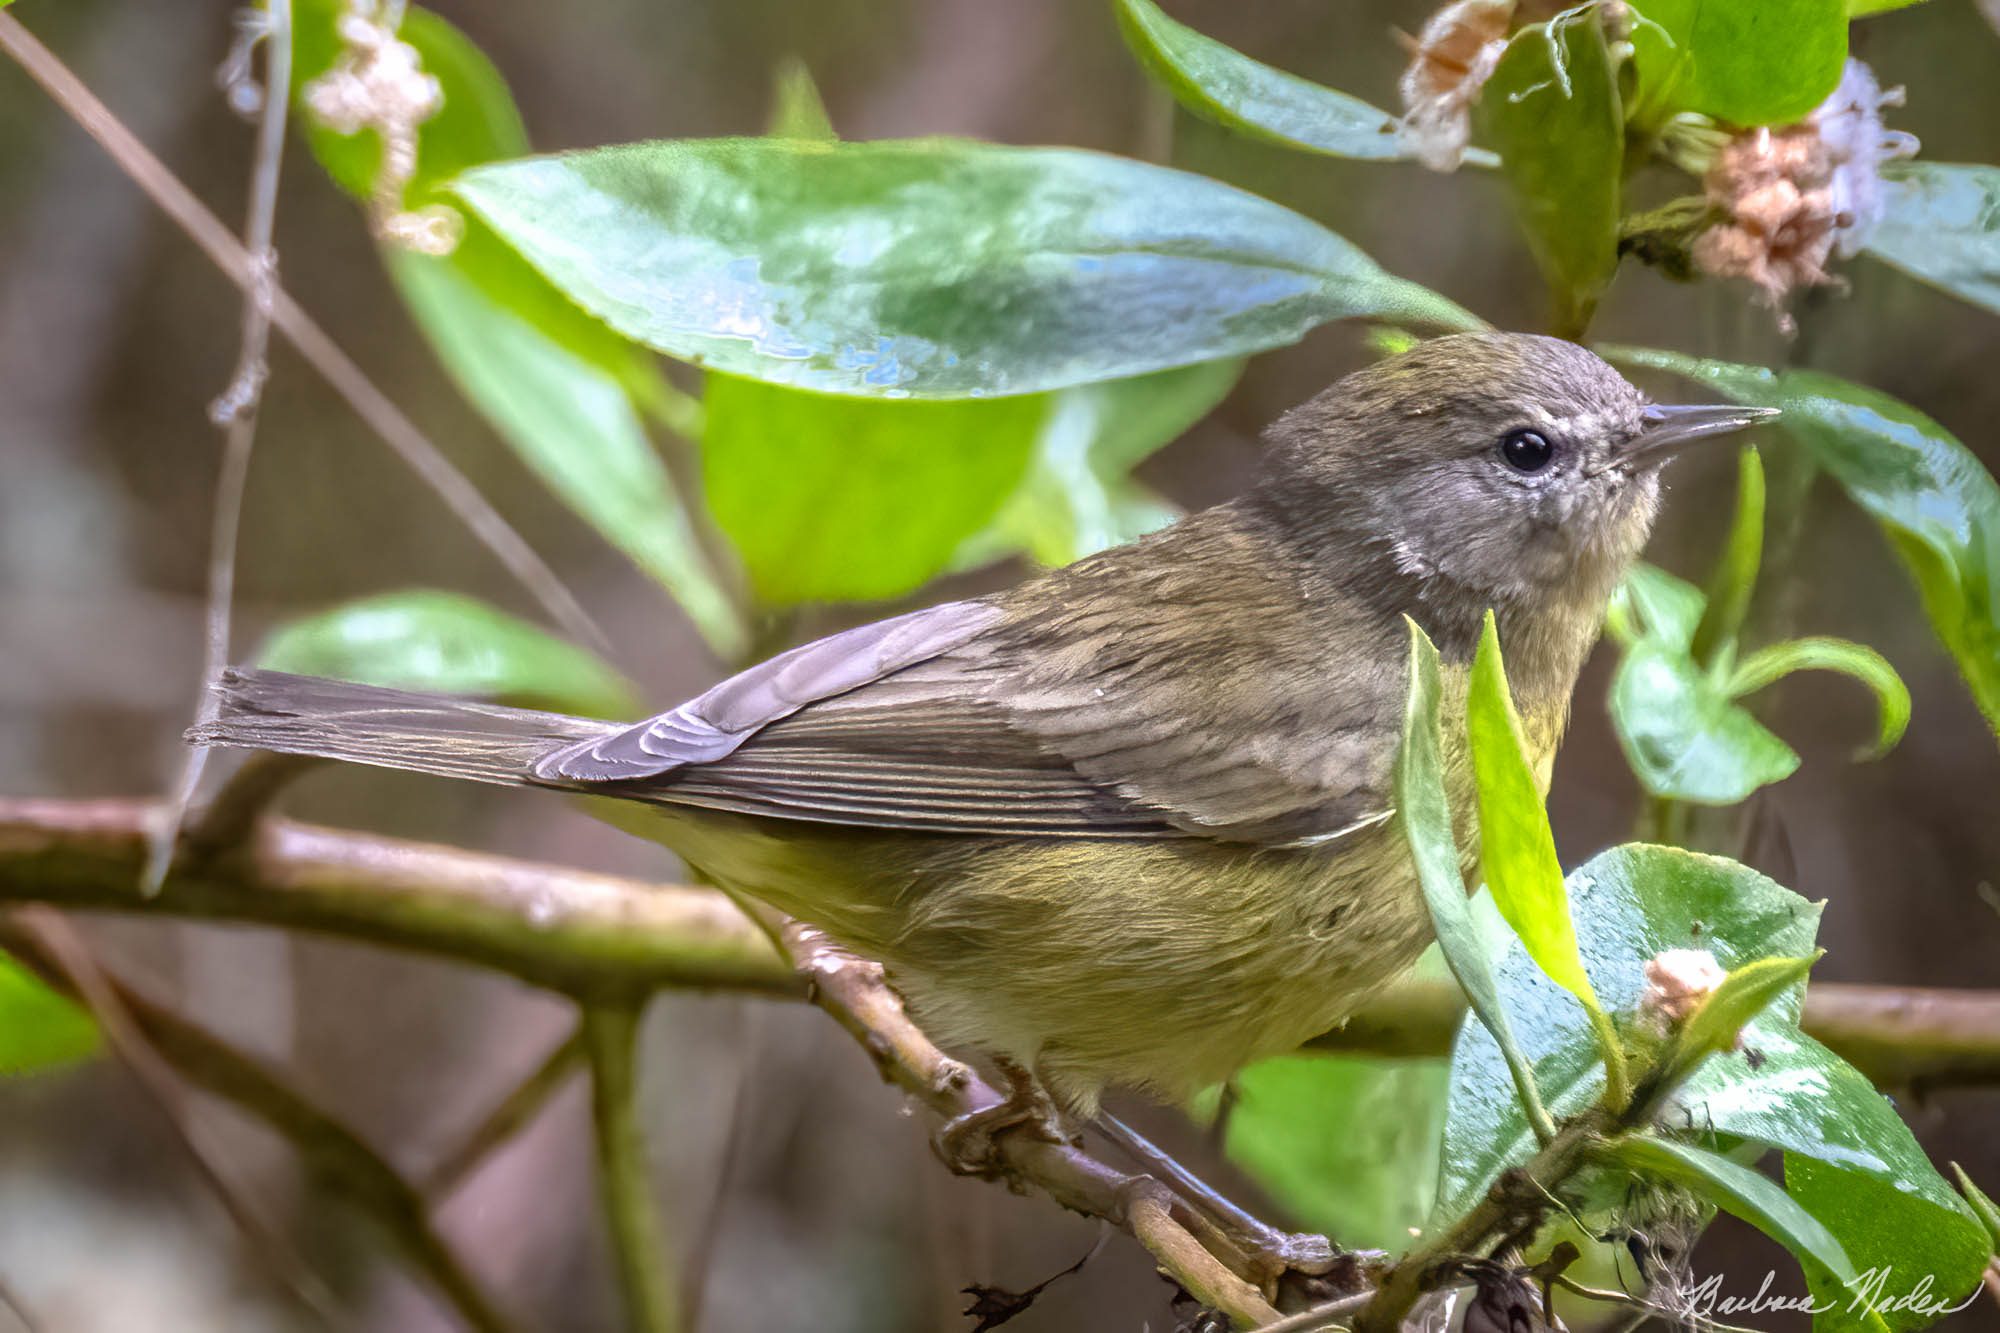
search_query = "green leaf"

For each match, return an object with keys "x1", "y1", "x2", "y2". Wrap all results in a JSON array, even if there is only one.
[
  {"x1": 1219, "y1": 1054, "x2": 1450, "y2": 1250},
  {"x1": 1691, "y1": 446, "x2": 1765, "y2": 667},
  {"x1": 1397, "y1": 619, "x2": 1553, "y2": 1140},
  {"x1": 1950, "y1": 1164, "x2": 2000, "y2": 1250},
  {"x1": 1656, "y1": 953, "x2": 1820, "y2": 1089},
  {"x1": 387, "y1": 246, "x2": 744, "y2": 657},
  {"x1": 965, "y1": 360, "x2": 1240, "y2": 568},
  {"x1": 1789, "y1": 1154, "x2": 1990, "y2": 1331},
  {"x1": 1869, "y1": 162, "x2": 2000, "y2": 319},
  {"x1": 1848, "y1": 0, "x2": 1929, "y2": 12},
  {"x1": 1692, "y1": 1024, "x2": 1989, "y2": 1321},
  {"x1": 1607, "y1": 562, "x2": 1706, "y2": 649},
  {"x1": 1468, "y1": 615, "x2": 1601, "y2": 1017},
  {"x1": 1606, "y1": 348, "x2": 2000, "y2": 741},
  {"x1": 1112, "y1": 0, "x2": 1442, "y2": 165},
  {"x1": 259, "y1": 590, "x2": 636, "y2": 717},
  {"x1": 1444, "y1": 842, "x2": 1982, "y2": 1322},
  {"x1": 0, "y1": 955, "x2": 96, "y2": 1076},
  {"x1": 1603, "y1": 1136, "x2": 1868, "y2": 1312},
  {"x1": 1438, "y1": 844, "x2": 1821, "y2": 1219},
  {"x1": 703, "y1": 376, "x2": 1044, "y2": 606},
  {"x1": 1726, "y1": 637, "x2": 1910, "y2": 758},
  {"x1": 1474, "y1": 14, "x2": 1624, "y2": 335},
  {"x1": 453, "y1": 138, "x2": 1483, "y2": 399},
  {"x1": 1627, "y1": 0, "x2": 1849, "y2": 128},
  {"x1": 766, "y1": 56, "x2": 836, "y2": 141},
  {"x1": 1611, "y1": 637, "x2": 1801, "y2": 803},
  {"x1": 293, "y1": 1, "x2": 738, "y2": 655}
]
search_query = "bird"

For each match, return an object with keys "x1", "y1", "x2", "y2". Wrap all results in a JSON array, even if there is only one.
[{"x1": 189, "y1": 331, "x2": 1768, "y2": 1239}]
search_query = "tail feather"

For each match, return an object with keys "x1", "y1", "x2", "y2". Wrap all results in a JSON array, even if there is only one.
[{"x1": 188, "y1": 669, "x2": 618, "y2": 787}]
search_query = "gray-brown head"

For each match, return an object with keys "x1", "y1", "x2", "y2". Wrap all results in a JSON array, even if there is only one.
[{"x1": 1253, "y1": 333, "x2": 1771, "y2": 650}]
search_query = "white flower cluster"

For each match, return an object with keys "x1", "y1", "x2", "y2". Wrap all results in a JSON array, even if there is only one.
[
  {"x1": 303, "y1": 4, "x2": 461, "y2": 256},
  {"x1": 1694, "y1": 59, "x2": 1919, "y2": 316}
]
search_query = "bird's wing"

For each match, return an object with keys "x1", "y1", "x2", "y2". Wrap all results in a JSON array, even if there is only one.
[
  {"x1": 532, "y1": 601, "x2": 1179, "y2": 837},
  {"x1": 534, "y1": 523, "x2": 1399, "y2": 846}
]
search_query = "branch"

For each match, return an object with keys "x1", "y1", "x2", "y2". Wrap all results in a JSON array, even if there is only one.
[
  {"x1": 0, "y1": 797, "x2": 793, "y2": 999},
  {"x1": 0, "y1": 10, "x2": 604, "y2": 652},
  {"x1": 0, "y1": 917, "x2": 521, "y2": 1333},
  {"x1": 772, "y1": 919, "x2": 1284, "y2": 1327},
  {"x1": 584, "y1": 1003, "x2": 679, "y2": 1333},
  {"x1": 5, "y1": 798, "x2": 1995, "y2": 1092}
]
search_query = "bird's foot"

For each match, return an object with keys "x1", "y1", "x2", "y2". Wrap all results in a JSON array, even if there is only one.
[{"x1": 931, "y1": 1059, "x2": 1070, "y2": 1178}]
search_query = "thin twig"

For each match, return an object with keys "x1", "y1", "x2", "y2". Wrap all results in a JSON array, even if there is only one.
[
  {"x1": 0, "y1": 10, "x2": 605, "y2": 653},
  {"x1": 583, "y1": 1002, "x2": 679, "y2": 1333},
  {"x1": 2, "y1": 909, "x2": 342, "y2": 1327},
  {"x1": 424, "y1": 1025, "x2": 586, "y2": 1198},
  {"x1": 183, "y1": 751, "x2": 322, "y2": 857},
  {"x1": 680, "y1": 1002, "x2": 762, "y2": 1333},
  {"x1": 0, "y1": 916, "x2": 522, "y2": 1333},
  {"x1": 1249, "y1": 1289, "x2": 1371, "y2": 1333},
  {"x1": 0, "y1": 1278, "x2": 41, "y2": 1333},
  {"x1": 147, "y1": 0, "x2": 293, "y2": 895}
]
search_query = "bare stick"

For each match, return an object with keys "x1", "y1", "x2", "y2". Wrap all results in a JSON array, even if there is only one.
[
  {"x1": 584, "y1": 1002, "x2": 679, "y2": 1333},
  {"x1": 0, "y1": 916, "x2": 523, "y2": 1333},
  {"x1": 424, "y1": 1024, "x2": 586, "y2": 1198},
  {"x1": 3, "y1": 909, "x2": 341, "y2": 1326},
  {"x1": 0, "y1": 10, "x2": 605, "y2": 653},
  {"x1": 149, "y1": 0, "x2": 294, "y2": 894}
]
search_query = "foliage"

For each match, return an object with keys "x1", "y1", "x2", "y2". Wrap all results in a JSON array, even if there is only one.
[
  {"x1": 1398, "y1": 640, "x2": 1985, "y2": 1326},
  {"x1": 258, "y1": 590, "x2": 638, "y2": 717},
  {"x1": 125, "y1": 0, "x2": 2000, "y2": 1326},
  {"x1": 0, "y1": 956, "x2": 95, "y2": 1076}
]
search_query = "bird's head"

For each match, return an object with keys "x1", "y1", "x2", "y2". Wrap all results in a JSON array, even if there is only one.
[{"x1": 1259, "y1": 332, "x2": 1773, "y2": 626}]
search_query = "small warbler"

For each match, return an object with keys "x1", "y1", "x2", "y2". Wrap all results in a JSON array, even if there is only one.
[{"x1": 192, "y1": 332, "x2": 1768, "y2": 1163}]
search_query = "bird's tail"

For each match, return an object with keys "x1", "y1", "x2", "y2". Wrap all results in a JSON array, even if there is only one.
[{"x1": 187, "y1": 669, "x2": 618, "y2": 787}]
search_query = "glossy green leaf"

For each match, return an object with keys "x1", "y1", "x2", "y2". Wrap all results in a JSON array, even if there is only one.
[
  {"x1": 1442, "y1": 841, "x2": 1982, "y2": 1321},
  {"x1": 1692, "y1": 446, "x2": 1765, "y2": 667},
  {"x1": 1398, "y1": 620, "x2": 1552, "y2": 1139},
  {"x1": 1727, "y1": 638, "x2": 1910, "y2": 758},
  {"x1": 1113, "y1": 0, "x2": 1434, "y2": 164},
  {"x1": 1468, "y1": 614, "x2": 1599, "y2": 1015},
  {"x1": 387, "y1": 247, "x2": 744, "y2": 657},
  {"x1": 1438, "y1": 844, "x2": 1820, "y2": 1218},
  {"x1": 1656, "y1": 953, "x2": 1820, "y2": 1089},
  {"x1": 704, "y1": 376, "x2": 1044, "y2": 606},
  {"x1": 767, "y1": 56, "x2": 835, "y2": 141},
  {"x1": 1869, "y1": 162, "x2": 2000, "y2": 318},
  {"x1": 0, "y1": 955, "x2": 96, "y2": 1076},
  {"x1": 1789, "y1": 1154, "x2": 1989, "y2": 1330},
  {"x1": 1848, "y1": 0, "x2": 1929, "y2": 12},
  {"x1": 1612, "y1": 636, "x2": 1801, "y2": 803},
  {"x1": 1604, "y1": 1137, "x2": 1867, "y2": 1311},
  {"x1": 293, "y1": 1, "x2": 737, "y2": 655},
  {"x1": 1627, "y1": 0, "x2": 1848, "y2": 128},
  {"x1": 964, "y1": 360, "x2": 1240, "y2": 568},
  {"x1": 1219, "y1": 1054, "x2": 1450, "y2": 1250},
  {"x1": 1608, "y1": 348, "x2": 2000, "y2": 740},
  {"x1": 1474, "y1": 14, "x2": 1623, "y2": 334},
  {"x1": 1606, "y1": 562, "x2": 1706, "y2": 649},
  {"x1": 454, "y1": 138, "x2": 1483, "y2": 399},
  {"x1": 1950, "y1": 1164, "x2": 2000, "y2": 1250},
  {"x1": 260, "y1": 590, "x2": 636, "y2": 717}
]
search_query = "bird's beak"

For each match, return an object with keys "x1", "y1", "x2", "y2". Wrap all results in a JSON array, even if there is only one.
[{"x1": 1620, "y1": 402, "x2": 1780, "y2": 470}]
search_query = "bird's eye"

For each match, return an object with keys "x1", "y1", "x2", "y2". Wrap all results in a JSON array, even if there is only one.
[{"x1": 1499, "y1": 428, "x2": 1555, "y2": 473}]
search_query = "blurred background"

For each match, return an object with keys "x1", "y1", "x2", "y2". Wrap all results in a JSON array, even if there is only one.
[{"x1": 1, "y1": 0, "x2": 1996, "y2": 1328}]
